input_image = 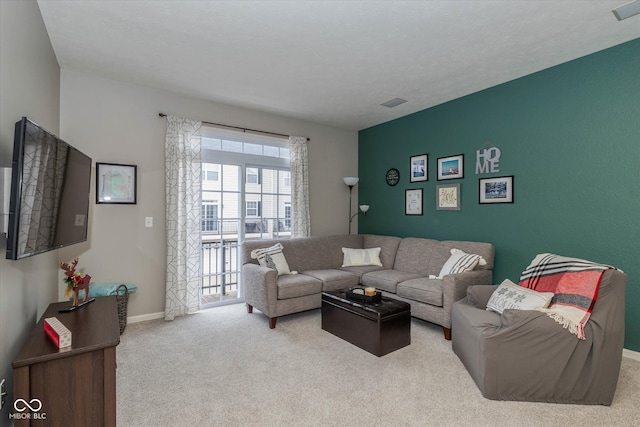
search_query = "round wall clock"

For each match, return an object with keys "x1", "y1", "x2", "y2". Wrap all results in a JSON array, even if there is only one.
[{"x1": 386, "y1": 168, "x2": 400, "y2": 186}]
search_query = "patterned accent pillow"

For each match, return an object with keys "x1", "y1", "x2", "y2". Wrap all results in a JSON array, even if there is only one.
[
  {"x1": 250, "y1": 243, "x2": 292, "y2": 275},
  {"x1": 341, "y1": 247, "x2": 383, "y2": 267},
  {"x1": 437, "y1": 248, "x2": 487, "y2": 279},
  {"x1": 486, "y1": 279, "x2": 555, "y2": 314}
]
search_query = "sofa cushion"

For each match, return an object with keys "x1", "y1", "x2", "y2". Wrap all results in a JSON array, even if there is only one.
[
  {"x1": 292, "y1": 235, "x2": 364, "y2": 270},
  {"x1": 341, "y1": 247, "x2": 382, "y2": 267},
  {"x1": 393, "y1": 237, "x2": 441, "y2": 276},
  {"x1": 302, "y1": 269, "x2": 360, "y2": 292},
  {"x1": 437, "y1": 248, "x2": 487, "y2": 279},
  {"x1": 361, "y1": 270, "x2": 421, "y2": 293},
  {"x1": 363, "y1": 234, "x2": 402, "y2": 269},
  {"x1": 486, "y1": 279, "x2": 554, "y2": 314},
  {"x1": 397, "y1": 277, "x2": 444, "y2": 307},
  {"x1": 251, "y1": 243, "x2": 293, "y2": 275},
  {"x1": 276, "y1": 274, "x2": 322, "y2": 300}
]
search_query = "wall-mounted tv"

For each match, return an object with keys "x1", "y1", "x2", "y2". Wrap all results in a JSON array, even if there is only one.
[{"x1": 6, "y1": 117, "x2": 92, "y2": 260}]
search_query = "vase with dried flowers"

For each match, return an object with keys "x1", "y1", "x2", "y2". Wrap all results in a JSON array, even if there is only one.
[{"x1": 61, "y1": 258, "x2": 92, "y2": 306}]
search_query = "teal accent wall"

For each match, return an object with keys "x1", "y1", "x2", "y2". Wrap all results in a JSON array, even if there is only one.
[{"x1": 358, "y1": 38, "x2": 640, "y2": 351}]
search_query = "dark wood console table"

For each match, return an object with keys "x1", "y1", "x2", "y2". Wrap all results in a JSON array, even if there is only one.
[{"x1": 12, "y1": 296, "x2": 120, "y2": 426}]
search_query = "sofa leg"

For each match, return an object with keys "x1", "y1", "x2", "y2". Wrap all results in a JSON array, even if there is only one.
[
  {"x1": 443, "y1": 327, "x2": 451, "y2": 341},
  {"x1": 246, "y1": 303, "x2": 253, "y2": 313},
  {"x1": 269, "y1": 317, "x2": 277, "y2": 329}
]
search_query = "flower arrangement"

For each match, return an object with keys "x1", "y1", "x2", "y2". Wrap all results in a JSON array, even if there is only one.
[{"x1": 61, "y1": 258, "x2": 92, "y2": 305}]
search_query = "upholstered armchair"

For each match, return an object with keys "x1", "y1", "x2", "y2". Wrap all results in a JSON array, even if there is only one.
[{"x1": 451, "y1": 268, "x2": 627, "y2": 405}]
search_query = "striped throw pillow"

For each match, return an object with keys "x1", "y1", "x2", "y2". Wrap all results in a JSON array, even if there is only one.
[
  {"x1": 250, "y1": 243, "x2": 292, "y2": 276},
  {"x1": 437, "y1": 248, "x2": 487, "y2": 279}
]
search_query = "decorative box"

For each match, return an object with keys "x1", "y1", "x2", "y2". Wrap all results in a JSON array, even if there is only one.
[
  {"x1": 346, "y1": 290, "x2": 382, "y2": 303},
  {"x1": 44, "y1": 317, "x2": 72, "y2": 348}
]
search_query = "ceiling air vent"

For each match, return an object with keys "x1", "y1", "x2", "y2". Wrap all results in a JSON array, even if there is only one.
[
  {"x1": 612, "y1": 0, "x2": 640, "y2": 20},
  {"x1": 381, "y1": 98, "x2": 407, "y2": 108}
]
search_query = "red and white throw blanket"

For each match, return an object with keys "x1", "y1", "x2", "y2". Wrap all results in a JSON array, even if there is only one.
[{"x1": 519, "y1": 253, "x2": 616, "y2": 339}]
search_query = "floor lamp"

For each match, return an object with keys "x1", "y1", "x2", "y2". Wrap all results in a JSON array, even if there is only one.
[{"x1": 344, "y1": 177, "x2": 359, "y2": 234}]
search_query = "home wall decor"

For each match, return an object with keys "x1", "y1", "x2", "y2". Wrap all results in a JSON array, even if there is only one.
[
  {"x1": 436, "y1": 184, "x2": 460, "y2": 210},
  {"x1": 437, "y1": 154, "x2": 464, "y2": 180},
  {"x1": 479, "y1": 176, "x2": 513, "y2": 204},
  {"x1": 409, "y1": 154, "x2": 428, "y2": 182},
  {"x1": 475, "y1": 142, "x2": 501, "y2": 174},
  {"x1": 96, "y1": 162, "x2": 137, "y2": 204},
  {"x1": 385, "y1": 168, "x2": 400, "y2": 186},
  {"x1": 405, "y1": 188, "x2": 423, "y2": 215}
]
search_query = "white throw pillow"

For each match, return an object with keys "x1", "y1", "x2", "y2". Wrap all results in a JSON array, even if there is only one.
[
  {"x1": 342, "y1": 247, "x2": 383, "y2": 267},
  {"x1": 486, "y1": 279, "x2": 555, "y2": 314},
  {"x1": 437, "y1": 248, "x2": 487, "y2": 279},
  {"x1": 250, "y1": 243, "x2": 292, "y2": 275}
]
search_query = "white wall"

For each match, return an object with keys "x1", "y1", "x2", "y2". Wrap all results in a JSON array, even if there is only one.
[
  {"x1": 0, "y1": 1, "x2": 61, "y2": 423},
  {"x1": 59, "y1": 69, "x2": 358, "y2": 318}
]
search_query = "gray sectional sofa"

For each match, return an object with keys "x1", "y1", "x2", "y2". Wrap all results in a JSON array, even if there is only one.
[{"x1": 241, "y1": 234, "x2": 495, "y2": 339}]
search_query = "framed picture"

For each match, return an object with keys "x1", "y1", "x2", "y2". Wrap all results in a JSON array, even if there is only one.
[
  {"x1": 436, "y1": 184, "x2": 460, "y2": 210},
  {"x1": 405, "y1": 188, "x2": 423, "y2": 215},
  {"x1": 96, "y1": 162, "x2": 137, "y2": 204},
  {"x1": 479, "y1": 175, "x2": 514, "y2": 204},
  {"x1": 437, "y1": 154, "x2": 464, "y2": 180},
  {"x1": 385, "y1": 168, "x2": 400, "y2": 186},
  {"x1": 409, "y1": 154, "x2": 428, "y2": 182}
]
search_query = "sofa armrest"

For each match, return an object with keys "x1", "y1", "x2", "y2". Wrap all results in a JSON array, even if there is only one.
[
  {"x1": 465, "y1": 285, "x2": 497, "y2": 309},
  {"x1": 442, "y1": 269, "x2": 493, "y2": 304},
  {"x1": 242, "y1": 263, "x2": 278, "y2": 316},
  {"x1": 442, "y1": 269, "x2": 493, "y2": 328}
]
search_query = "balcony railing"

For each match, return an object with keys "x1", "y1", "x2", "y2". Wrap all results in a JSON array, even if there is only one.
[
  {"x1": 201, "y1": 240, "x2": 239, "y2": 303},
  {"x1": 200, "y1": 220, "x2": 292, "y2": 305}
]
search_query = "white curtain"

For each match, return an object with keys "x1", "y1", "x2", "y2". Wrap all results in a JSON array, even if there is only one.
[
  {"x1": 164, "y1": 116, "x2": 202, "y2": 320},
  {"x1": 288, "y1": 136, "x2": 311, "y2": 238}
]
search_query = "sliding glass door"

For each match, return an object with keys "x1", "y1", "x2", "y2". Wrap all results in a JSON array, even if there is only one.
[{"x1": 199, "y1": 127, "x2": 291, "y2": 308}]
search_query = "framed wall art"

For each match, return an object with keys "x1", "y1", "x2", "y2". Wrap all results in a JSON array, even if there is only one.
[
  {"x1": 437, "y1": 154, "x2": 464, "y2": 180},
  {"x1": 96, "y1": 162, "x2": 137, "y2": 204},
  {"x1": 385, "y1": 168, "x2": 400, "y2": 186},
  {"x1": 409, "y1": 154, "x2": 428, "y2": 182},
  {"x1": 436, "y1": 184, "x2": 460, "y2": 210},
  {"x1": 405, "y1": 188, "x2": 423, "y2": 215},
  {"x1": 479, "y1": 175, "x2": 514, "y2": 204}
]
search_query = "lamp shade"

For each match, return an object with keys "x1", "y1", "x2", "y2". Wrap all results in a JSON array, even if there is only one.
[
  {"x1": 359, "y1": 204, "x2": 370, "y2": 213},
  {"x1": 343, "y1": 177, "x2": 359, "y2": 186}
]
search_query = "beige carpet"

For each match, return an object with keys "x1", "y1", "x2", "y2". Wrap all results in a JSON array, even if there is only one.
[{"x1": 117, "y1": 303, "x2": 640, "y2": 426}]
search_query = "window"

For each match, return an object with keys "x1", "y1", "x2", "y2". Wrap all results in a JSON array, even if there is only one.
[
  {"x1": 203, "y1": 164, "x2": 219, "y2": 181},
  {"x1": 199, "y1": 125, "x2": 293, "y2": 308},
  {"x1": 246, "y1": 200, "x2": 261, "y2": 217},
  {"x1": 284, "y1": 202, "x2": 291, "y2": 228},
  {"x1": 246, "y1": 168, "x2": 261, "y2": 185},
  {"x1": 202, "y1": 200, "x2": 218, "y2": 232}
]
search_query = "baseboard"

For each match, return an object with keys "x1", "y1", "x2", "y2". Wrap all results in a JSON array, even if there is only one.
[
  {"x1": 128, "y1": 311, "x2": 164, "y2": 324},
  {"x1": 623, "y1": 348, "x2": 640, "y2": 362}
]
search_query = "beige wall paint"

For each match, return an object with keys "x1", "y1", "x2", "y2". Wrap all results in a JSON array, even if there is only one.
[
  {"x1": 59, "y1": 69, "x2": 358, "y2": 318},
  {"x1": 0, "y1": 0, "x2": 61, "y2": 420}
]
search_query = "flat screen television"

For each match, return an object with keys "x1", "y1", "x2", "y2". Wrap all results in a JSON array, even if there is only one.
[{"x1": 6, "y1": 117, "x2": 92, "y2": 260}]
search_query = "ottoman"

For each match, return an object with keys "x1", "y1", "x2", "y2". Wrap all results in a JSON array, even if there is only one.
[{"x1": 321, "y1": 289, "x2": 411, "y2": 357}]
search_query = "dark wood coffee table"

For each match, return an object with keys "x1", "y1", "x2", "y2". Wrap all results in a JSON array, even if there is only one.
[{"x1": 321, "y1": 289, "x2": 411, "y2": 357}]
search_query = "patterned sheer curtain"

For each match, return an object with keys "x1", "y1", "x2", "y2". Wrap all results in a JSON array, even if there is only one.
[
  {"x1": 21, "y1": 131, "x2": 67, "y2": 255},
  {"x1": 164, "y1": 115, "x2": 202, "y2": 320},
  {"x1": 288, "y1": 136, "x2": 310, "y2": 238}
]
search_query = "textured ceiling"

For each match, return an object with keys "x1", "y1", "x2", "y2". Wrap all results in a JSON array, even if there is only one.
[{"x1": 37, "y1": 1, "x2": 640, "y2": 131}]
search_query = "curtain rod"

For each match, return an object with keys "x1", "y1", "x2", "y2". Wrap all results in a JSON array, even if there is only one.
[{"x1": 158, "y1": 113, "x2": 309, "y2": 141}]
